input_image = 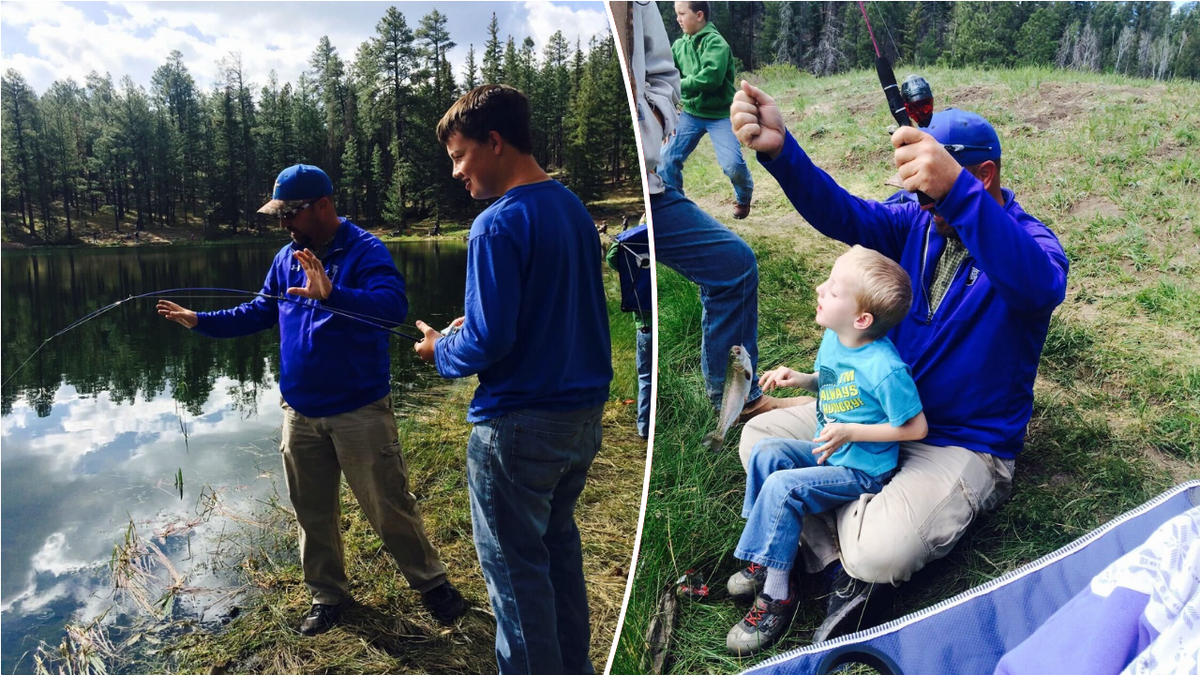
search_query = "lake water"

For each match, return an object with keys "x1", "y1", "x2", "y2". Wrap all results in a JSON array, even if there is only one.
[{"x1": 0, "y1": 240, "x2": 467, "y2": 673}]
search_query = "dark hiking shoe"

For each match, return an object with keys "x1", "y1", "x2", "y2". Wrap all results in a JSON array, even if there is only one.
[
  {"x1": 421, "y1": 581, "x2": 467, "y2": 625},
  {"x1": 726, "y1": 589, "x2": 797, "y2": 656},
  {"x1": 298, "y1": 602, "x2": 342, "y2": 636},
  {"x1": 733, "y1": 202, "x2": 752, "y2": 220},
  {"x1": 726, "y1": 563, "x2": 767, "y2": 602},
  {"x1": 813, "y1": 565, "x2": 893, "y2": 642}
]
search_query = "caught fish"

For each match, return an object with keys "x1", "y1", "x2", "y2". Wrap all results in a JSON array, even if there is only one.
[
  {"x1": 644, "y1": 581, "x2": 679, "y2": 675},
  {"x1": 702, "y1": 345, "x2": 752, "y2": 452}
]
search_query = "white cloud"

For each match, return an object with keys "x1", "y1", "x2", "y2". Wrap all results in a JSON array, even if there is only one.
[
  {"x1": 6, "y1": 373, "x2": 280, "y2": 473},
  {"x1": 522, "y1": 0, "x2": 610, "y2": 52},
  {"x1": 30, "y1": 532, "x2": 95, "y2": 577}
]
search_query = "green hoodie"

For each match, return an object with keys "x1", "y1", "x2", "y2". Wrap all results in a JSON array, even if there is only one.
[{"x1": 671, "y1": 22, "x2": 736, "y2": 119}]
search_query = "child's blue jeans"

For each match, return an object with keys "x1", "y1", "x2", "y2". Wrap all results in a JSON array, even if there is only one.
[
  {"x1": 736, "y1": 438, "x2": 890, "y2": 570},
  {"x1": 659, "y1": 111, "x2": 754, "y2": 205}
]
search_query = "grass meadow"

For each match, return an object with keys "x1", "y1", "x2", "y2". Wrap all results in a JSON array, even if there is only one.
[{"x1": 613, "y1": 65, "x2": 1200, "y2": 675}]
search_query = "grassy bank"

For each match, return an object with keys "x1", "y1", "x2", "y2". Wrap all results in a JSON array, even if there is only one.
[{"x1": 613, "y1": 65, "x2": 1199, "y2": 674}]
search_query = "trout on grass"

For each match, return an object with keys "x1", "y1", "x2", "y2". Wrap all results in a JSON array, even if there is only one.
[{"x1": 703, "y1": 345, "x2": 752, "y2": 452}]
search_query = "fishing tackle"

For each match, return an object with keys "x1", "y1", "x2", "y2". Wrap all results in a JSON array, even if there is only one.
[
  {"x1": 857, "y1": 0, "x2": 935, "y2": 206},
  {"x1": 901, "y1": 75, "x2": 934, "y2": 128},
  {"x1": 2, "y1": 287, "x2": 423, "y2": 389}
]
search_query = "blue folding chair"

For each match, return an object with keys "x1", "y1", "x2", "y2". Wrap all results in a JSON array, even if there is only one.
[{"x1": 741, "y1": 481, "x2": 1200, "y2": 675}]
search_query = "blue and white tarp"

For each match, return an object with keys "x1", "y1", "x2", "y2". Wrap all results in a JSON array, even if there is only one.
[{"x1": 740, "y1": 481, "x2": 1200, "y2": 675}]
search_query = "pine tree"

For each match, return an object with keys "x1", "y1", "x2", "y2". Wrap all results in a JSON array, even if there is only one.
[
  {"x1": 464, "y1": 44, "x2": 479, "y2": 89},
  {"x1": 2, "y1": 70, "x2": 43, "y2": 234},
  {"x1": 340, "y1": 139, "x2": 361, "y2": 221},
  {"x1": 483, "y1": 13, "x2": 504, "y2": 84}
]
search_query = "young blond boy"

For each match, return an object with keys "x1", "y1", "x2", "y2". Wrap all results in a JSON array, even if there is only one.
[{"x1": 725, "y1": 246, "x2": 928, "y2": 655}]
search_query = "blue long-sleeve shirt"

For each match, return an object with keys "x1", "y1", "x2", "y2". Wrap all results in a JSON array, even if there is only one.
[
  {"x1": 193, "y1": 219, "x2": 406, "y2": 418},
  {"x1": 434, "y1": 180, "x2": 612, "y2": 422},
  {"x1": 762, "y1": 131, "x2": 1069, "y2": 458}
]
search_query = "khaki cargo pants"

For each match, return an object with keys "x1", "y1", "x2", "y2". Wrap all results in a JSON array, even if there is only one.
[
  {"x1": 738, "y1": 402, "x2": 1013, "y2": 585},
  {"x1": 281, "y1": 394, "x2": 447, "y2": 604}
]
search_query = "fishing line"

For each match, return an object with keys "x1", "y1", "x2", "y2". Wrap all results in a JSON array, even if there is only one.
[
  {"x1": 858, "y1": 0, "x2": 883, "y2": 58},
  {"x1": 2, "y1": 287, "x2": 424, "y2": 390}
]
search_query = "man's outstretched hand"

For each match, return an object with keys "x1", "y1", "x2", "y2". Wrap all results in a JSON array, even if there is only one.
[
  {"x1": 413, "y1": 320, "x2": 439, "y2": 363},
  {"x1": 157, "y1": 300, "x2": 198, "y2": 329},
  {"x1": 286, "y1": 249, "x2": 332, "y2": 300},
  {"x1": 892, "y1": 126, "x2": 962, "y2": 201},
  {"x1": 731, "y1": 80, "x2": 786, "y2": 160}
]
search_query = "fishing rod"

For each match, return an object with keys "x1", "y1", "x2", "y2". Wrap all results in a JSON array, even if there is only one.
[
  {"x1": 857, "y1": 0, "x2": 935, "y2": 207},
  {"x1": 2, "y1": 287, "x2": 423, "y2": 390}
]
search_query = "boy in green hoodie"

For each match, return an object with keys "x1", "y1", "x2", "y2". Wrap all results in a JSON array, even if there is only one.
[{"x1": 660, "y1": 1, "x2": 754, "y2": 219}]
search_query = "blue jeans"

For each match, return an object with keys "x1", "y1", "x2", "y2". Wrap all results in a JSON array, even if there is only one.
[
  {"x1": 659, "y1": 112, "x2": 754, "y2": 205},
  {"x1": 650, "y1": 185, "x2": 761, "y2": 409},
  {"x1": 467, "y1": 405, "x2": 605, "y2": 675},
  {"x1": 636, "y1": 325, "x2": 652, "y2": 438},
  {"x1": 736, "y1": 438, "x2": 888, "y2": 570}
]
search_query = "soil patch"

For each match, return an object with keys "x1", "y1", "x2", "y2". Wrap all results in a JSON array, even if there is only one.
[{"x1": 1070, "y1": 195, "x2": 1124, "y2": 219}]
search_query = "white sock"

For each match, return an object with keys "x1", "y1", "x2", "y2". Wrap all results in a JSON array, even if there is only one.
[{"x1": 764, "y1": 566, "x2": 790, "y2": 601}]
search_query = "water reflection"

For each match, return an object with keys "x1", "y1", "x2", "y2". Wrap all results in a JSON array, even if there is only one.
[{"x1": 0, "y1": 241, "x2": 467, "y2": 673}]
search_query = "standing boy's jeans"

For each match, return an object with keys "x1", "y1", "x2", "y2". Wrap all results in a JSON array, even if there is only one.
[
  {"x1": 467, "y1": 404, "x2": 605, "y2": 675},
  {"x1": 736, "y1": 438, "x2": 888, "y2": 571},
  {"x1": 659, "y1": 112, "x2": 754, "y2": 205},
  {"x1": 636, "y1": 324, "x2": 652, "y2": 438},
  {"x1": 649, "y1": 185, "x2": 761, "y2": 409}
]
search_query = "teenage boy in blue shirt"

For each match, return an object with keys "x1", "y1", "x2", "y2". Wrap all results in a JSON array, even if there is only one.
[
  {"x1": 731, "y1": 84, "x2": 1068, "y2": 641},
  {"x1": 725, "y1": 245, "x2": 927, "y2": 655},
  {"x1": 413, "y1": 84, "x2": 612, "y2": 675},
  {"x1": 157, "y1": 164, "x2": 465, "y2": 636}
]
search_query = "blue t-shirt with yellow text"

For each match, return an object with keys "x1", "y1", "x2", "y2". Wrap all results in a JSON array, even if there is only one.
[{"x1": 813, "y1": 329, "x2": 922, "y2": 477}]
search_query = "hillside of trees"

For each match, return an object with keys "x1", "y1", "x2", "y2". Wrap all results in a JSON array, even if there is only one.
[
  {"x1": 661, "y1": 1, "x2": 1199, "y2": 80},
  {"x1": 1, "y1": 8, "x2": 636, "y2": 243}
]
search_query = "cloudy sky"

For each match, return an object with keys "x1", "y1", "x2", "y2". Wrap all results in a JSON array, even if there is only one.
[{"x1": 1, "y1": 1, "x2": 611, "y2": 95}]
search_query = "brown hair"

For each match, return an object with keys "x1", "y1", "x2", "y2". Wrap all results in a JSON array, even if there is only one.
[
  {"x1": 688, "y1": 2, "x2": 710, "y2": 21},
  {"x1": 436, "y1": 84, "x2": 533, "y2": 154},
  {"x1": 843, "y1": 245, "x2": 912, "y2": 338}
]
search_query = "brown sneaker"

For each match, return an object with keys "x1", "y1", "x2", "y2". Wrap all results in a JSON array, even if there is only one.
[
  {"x1": 733, "y1": 202, "x2": 752, "y2": 219},
  {"x1": 738, "y1": 394, "x2": 813, "y2": 425}
]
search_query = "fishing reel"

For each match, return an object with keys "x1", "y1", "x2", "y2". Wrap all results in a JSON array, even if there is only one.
[{"x1": 900, "y1": 75, "x2": 933, "y2": 128}]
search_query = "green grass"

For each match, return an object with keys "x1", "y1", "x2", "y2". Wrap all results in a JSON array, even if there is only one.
[{"x1": 614, "y1": 65, "x2": 1199, "y2": 674}]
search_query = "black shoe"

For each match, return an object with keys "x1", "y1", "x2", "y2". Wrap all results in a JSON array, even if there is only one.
[
  {"x1": 298, "y1": 602, "x2": 342, "y2": 636},
  {"x1": 421, "y1": 581, "x2": 466, "y2": 625},
  {"x1": 812, "y1": 565, "x2": 892, "y2": 642}
]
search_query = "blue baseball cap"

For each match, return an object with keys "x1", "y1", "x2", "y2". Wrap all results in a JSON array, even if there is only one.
[
  {"x1": 257, "y1": 164, "x2": 334, "y2": 216},
  {"x1": 925, "y1": 108, "x2": 1001, "y2": 167}
]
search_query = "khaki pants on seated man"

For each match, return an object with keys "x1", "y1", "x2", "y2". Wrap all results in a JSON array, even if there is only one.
[{"x1": 738, "y1": 402, "x2": 1014, "y2": 586}]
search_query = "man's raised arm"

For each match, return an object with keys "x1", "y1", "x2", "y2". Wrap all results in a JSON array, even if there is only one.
[{"x1": 731, "y1": 81, "x2": 911, "y2": 260}]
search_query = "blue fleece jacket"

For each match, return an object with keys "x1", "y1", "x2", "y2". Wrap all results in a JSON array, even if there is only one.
[
  {"x1": 762, "y1": 131, "x2": 1068, "y2": 459},
  {"x1": 434, "y1": 180, "x2": 613, "y2": 422},
  {"x1": 193, "y1": 219, "x2": 405, "y2": 418}
]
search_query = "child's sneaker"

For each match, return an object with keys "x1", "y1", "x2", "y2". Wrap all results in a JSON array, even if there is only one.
[
  {"x1": 726, "y1": 563, "x2": 767, "y2": 602},
  {"x1": 726, "y1": 589, "x2": 797, "y2": 656}
]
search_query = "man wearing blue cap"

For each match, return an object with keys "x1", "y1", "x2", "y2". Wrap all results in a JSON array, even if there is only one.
[
  {"x1": 157, "y1": 164, "x2": 466, "y2": 635},
  {"x1": 729, "y1": 82, "x2": 1068, "y2": 641}
]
